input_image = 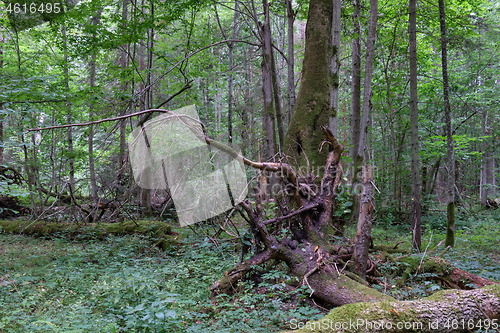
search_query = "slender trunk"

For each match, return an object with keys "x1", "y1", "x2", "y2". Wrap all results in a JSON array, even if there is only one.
[
  {"x1": 329, "y1": 0, "x2": 341, "y2": 137},
  {"x1": 354, "y1": 0, "x2": 378, "y2": 279},
  {"x1": 89, "y1": 12, "x2": 101, "y2": 203},
  {"x1": 62, "y1": 26, "x2": 75, "y2": 200},
  {"x1": 260, "y1": 0, "x2": 275, "y2": 160},
  {"x1": 438, "y1": 0, "x2": 455, "y2": 247},
  {"x1": 270, "y1": 45, "x2": 285, "y2": 150},
  {"x1": 119, "y1": 0, "x2": 129, "y2": 181},
  {"x1": 409, "y1": 0, "x2": 421, "y2": 250},
  {"x1": 227, "y1": 1, "x2": 240, "y2": 143},
  {"x1": 286, "y1": 0, "x2": 295, "y2": 126},
  {"x1": 0, "y1": 27, "x2": 4, "y2": 165},
  {"x1": 480, "y1": 108, "x2": 496, "y2": 205},
  {"x1": 140, "y1": 0, "x2": 154, "y2": 216}
]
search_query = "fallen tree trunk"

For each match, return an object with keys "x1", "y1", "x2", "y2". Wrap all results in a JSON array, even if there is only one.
[
  {"x1": 284, "y1": 284, "x2": 500, "y2": 333},
  {"x1": 397, "y1": 256, "x2": 496, "y2": 289}
]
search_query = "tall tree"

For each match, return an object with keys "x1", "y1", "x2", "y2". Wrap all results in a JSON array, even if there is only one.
[
  {"x1": 329, "y1": 0, "x2": 341, "y2": 137},
  {"x1": 259, "y1": 0, "x2": 276, "y2": 160},
  {"x1": 284, "y1": 0, "x2": 333, "y2": 169},
  {"x1": 285, "y1": 0, "x2": 295, "y2": 126},
  {"x1": 409, "y1": 0, "x2": 421, "y2": 250},
  {"x1": 438, "y1": 0, "x2": 455, "y2": 247},
  {"x1": 62, "y1": 25, "x2": 75, "y2": 201},
  {"x1": 118, "y1": 0, "x2": 130, "y2": 181},
  {"x1": 88, "y1": 10, "x2": 102, "y2": 203},
  {"x1": 350, "y1": 0, "x2": 362, "y2": 180},
  {"x1": 354, "y1": 0, "x2": 378, "y2": 279}
]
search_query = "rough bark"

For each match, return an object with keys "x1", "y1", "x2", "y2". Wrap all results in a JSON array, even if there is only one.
[
  {"x1": 480, "y1": 108, "x2": 496, "y2": 206},
  {"x1": 259, "y1": 0, "x2": 276, "y2": 160},
  {"x1": 329, "y1": 0, "x2": 341, "y2": 137},
  {"x1": 62, "y1": 25, "x2": 75, "y2": 200},
  {"x1": 353, "y1": 0, "x2": 377, "y2": 279},
  {"x1": 284, "y1": 0, "x2": 333, "y2": 170},
  {"x1": 284, "y1": 284, "x2": 500, "y2": 333},
  {"x1": 227, "y1": 1, "x2": 239, "y2": 143},
  {"x1": 409, "y1": 0, "x2": 421, "y2": 250},
  {"x1": 88, "y1": 11, "x2": 101, "y2": 203},
  {"x1": 438, "y1": 0, "x2": 455, "y2": 247},
  {"x1": 118, "y1": 0, "x2": 129, "y2": 182},
  {"x1": 0, "y1": 26, "x2": 3, "y2": 165},
  {"x1": 350, "y1": 0, "x2": 362, "y2": 184},
  {"x1": 354, "y1": 164, "x2": 374, "y2": 280},
  {"x1": 286, "y1": 0, "x2": 295, "y2": 126}
]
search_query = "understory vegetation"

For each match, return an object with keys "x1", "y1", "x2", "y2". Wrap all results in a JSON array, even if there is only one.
[{"x1": 0, "y1": 209, "x2": 497, "y2": 332}]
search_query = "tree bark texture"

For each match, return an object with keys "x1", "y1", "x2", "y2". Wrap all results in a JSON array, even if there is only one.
[
  {"x1": 353, "y1": 0, "x2": 377, "y2": 278},
  {"x1": 286, "y1": 0, "x2": 295, "y2": 126},
  {"x1": 284, "y1": 0, "x2": 333, "y2": 170},
  {"x1": 438, "y1": 0, "x2": 456, "y2": 247},
  {"x1": 354, "y1": 164, "x2": 374, "y2": 280},
  {"x1": 284, "y1": 285, "x2": 500, "y2": 333},
  {"x1": 409, "y1": 0, "x2": 421, "y2": 251},
  {"x1": 350, "y1": 0, "x2": 362, "y2": 183},
  {"x1": 329, "y1": 0, "x2": 341, "y2": 137},
  {"x1": 259, "y1": 0, "x2": 276, "y2": 161}
]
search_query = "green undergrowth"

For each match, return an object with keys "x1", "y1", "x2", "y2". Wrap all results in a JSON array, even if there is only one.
[
  {"x1": 0, "y1": 223, "x2": 322, "y2": 332},
  {"x1": 345, "y1": 209, "x2": 499, "y2": 301},
  {"x1": 0, "y1": 219, "x2": 179, "y2": 251}
]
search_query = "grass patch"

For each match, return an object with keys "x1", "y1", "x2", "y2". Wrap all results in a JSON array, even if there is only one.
[{"x1": 0, "y1": 226, "x2": 321, "y2": 332}]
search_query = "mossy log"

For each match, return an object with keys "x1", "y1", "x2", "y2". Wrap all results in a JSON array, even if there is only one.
[
  {"x1": 0, "y1": 219, "x2": 179, "y2": 250},
  {"x1": 397, "y1": 256, "x2": 496, "y2": 289},
  {"x1": 284, "y1": 284, "x2": 500, "y2": 333}
]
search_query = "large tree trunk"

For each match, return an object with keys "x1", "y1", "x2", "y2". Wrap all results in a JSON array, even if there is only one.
[
  {"x1": 284, "y1": 0, "x2": 333, "y2": 169},
  {"x1": 259, "y1": 0, "x2": 276, "y2": 161},
  {"x1": 438, "y1": 0, "x2": 456, "y2": 247},
  {"x1": 285, "y1": 0, "x2": 295, "y2": 126},
  {"x1": 62, "y1": 25, "x2": 75, "y2": 201},
  {"x1": 329, "y1": 0, "x2": 341, "y2": 137},
  {"x1": 409, "y1": 0, "x2": 422, "y2": 251},
  {"x1": 284, "y1": 284, "x2": 500, "y2": 333},
  {"x1": 88, "y1": 11, "x2": 101, "y2": 204}
]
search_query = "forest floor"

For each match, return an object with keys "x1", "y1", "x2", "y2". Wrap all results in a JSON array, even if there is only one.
[{"x1": 0, "y1": 209, "x2": 498, "y2": 332}]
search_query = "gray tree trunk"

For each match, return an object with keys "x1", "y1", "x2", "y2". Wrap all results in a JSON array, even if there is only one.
[
  {"x1": 119, "y1": 0, "x2": 129, "y2": 181},
  {"x1": 409, "y1": 0, "x2": 421, "y2": 251},
  {"x1": 354, "y1": 0, "x2": 378, "y2": 279},
  {"x1": 88, "y1": 11, "x2": 101, "y2": 203},
  {"x1": 286, "y1": 0, "x2": 295, "y2": 126},
  {"x1": 329, "y1": 0, "x2": 341, "y2": 137},
  {"x1": 62, "y1": 25, "x2": 75, "y2": 201}
]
